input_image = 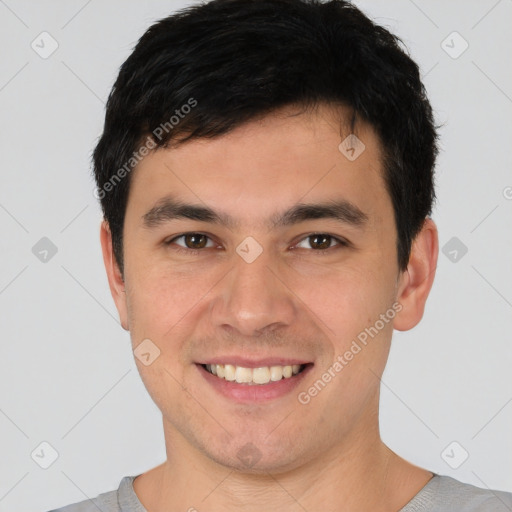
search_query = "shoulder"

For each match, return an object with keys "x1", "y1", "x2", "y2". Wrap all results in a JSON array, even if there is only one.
[
  {"x1": 401, "y1": 474, "x2": 512, "y2": 512},
  {"x1": 46, "y1": 476, "x2": 139, "y2": 512}
]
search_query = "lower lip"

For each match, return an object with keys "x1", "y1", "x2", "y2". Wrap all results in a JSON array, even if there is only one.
[{"x1": 196, "y1": 364, "x2": 313, "y2": 403}]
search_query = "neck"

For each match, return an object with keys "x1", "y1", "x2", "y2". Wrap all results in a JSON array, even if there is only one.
[{"x1": 134, "y1": 414, "x2": 432, "y2": 511}]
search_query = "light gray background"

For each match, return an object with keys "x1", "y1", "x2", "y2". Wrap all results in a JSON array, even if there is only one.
[{"x1": 1, "y1": 1, "x2": 511, "y2": 511}]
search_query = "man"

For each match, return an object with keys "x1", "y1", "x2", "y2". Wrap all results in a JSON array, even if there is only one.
[{"x1": 50, "y1": 0, "x2": 512, "y2": 510}]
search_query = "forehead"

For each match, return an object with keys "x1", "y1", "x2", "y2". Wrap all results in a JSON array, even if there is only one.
[{"x1": 126, "y1": 104, "x2": 390, "y2": 230}]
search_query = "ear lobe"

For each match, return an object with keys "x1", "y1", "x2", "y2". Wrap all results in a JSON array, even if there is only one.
[
  {"x1": 99, "y1": 220, "x2": 130, "y2": 331},
  {"x1": 393, "y1": 218, "x2": 439, "y2": 332}
]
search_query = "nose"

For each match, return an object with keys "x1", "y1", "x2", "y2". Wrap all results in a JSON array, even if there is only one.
[{"x1": 209, "y1": 246, "x2": 297, "y2": 338}]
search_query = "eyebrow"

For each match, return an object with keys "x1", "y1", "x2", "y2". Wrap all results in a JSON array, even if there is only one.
[{"x1": 142, "y1": 196, "x2": 369, "y2": 231}]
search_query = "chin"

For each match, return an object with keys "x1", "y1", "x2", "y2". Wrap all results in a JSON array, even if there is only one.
[{"x1": 203, "y1": 440, "x2": 308, "y2": 475}]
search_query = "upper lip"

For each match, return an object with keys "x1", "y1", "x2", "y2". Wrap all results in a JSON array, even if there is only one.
[{"x1": 196, "y1": 356, "x2": 312, "y2": 368}]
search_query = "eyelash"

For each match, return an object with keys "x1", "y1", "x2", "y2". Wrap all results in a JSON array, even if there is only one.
[{"x1": 164, "y1": 232, "x2": 349, "y2": 256}]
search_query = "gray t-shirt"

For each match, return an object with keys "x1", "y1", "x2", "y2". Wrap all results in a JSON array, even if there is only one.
[{"x1": 48, "y1": 472, "x2": 512, "y2": 512}]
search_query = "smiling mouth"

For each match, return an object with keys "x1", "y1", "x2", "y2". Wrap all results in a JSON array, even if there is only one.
[{"x1": 201, "y1": 363, "x2": 310, "y2": 385}]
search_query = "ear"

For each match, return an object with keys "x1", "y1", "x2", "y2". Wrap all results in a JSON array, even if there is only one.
[
  {"x1": 393, "y1": 218, "x2": 438, "y2": 331},
  {"x1": 100, "y1": 220, "x2": 129, "y2": 330}
]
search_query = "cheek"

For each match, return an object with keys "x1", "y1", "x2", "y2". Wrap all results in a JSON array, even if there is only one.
[
  {"x1": 128, "y1": 264, "x2": 200, "y2": 321},
  {"x1": 125, "y1": 272, "x2": 199, "y2": 409},
  {"x1": 125, "y1": 262, "x2": 234, "y2": 377},
  {"x1": 291, "y1": 258, "x2": 394, "y2": 343}
]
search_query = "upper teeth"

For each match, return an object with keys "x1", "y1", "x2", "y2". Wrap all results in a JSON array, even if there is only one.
[{"x1": 205, "y1": 364, "x2": 302, "y2": 385}]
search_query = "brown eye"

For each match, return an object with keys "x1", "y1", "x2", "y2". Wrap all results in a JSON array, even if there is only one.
[
  {"x1": 183, "y1": 233, "x2": 208, "y2": 249},
  {"x1": 308, "y1": 234, "x2": 332, "y2": 250},
  {"x1": 295, "y1": 233, "x2": 348, "y2": 253},
  {"x1": 166, "y1": 233, "x2": 215, "y2": 253}
]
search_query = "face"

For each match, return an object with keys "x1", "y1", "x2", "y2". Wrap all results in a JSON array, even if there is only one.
[{"x1": 101, "y1": 104, "x2": 429, "y2": 474}]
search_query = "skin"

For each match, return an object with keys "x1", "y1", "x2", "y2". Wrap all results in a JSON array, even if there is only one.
[{"x1": 100, "y1": 103, "x2": 438, "y2": 511}]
